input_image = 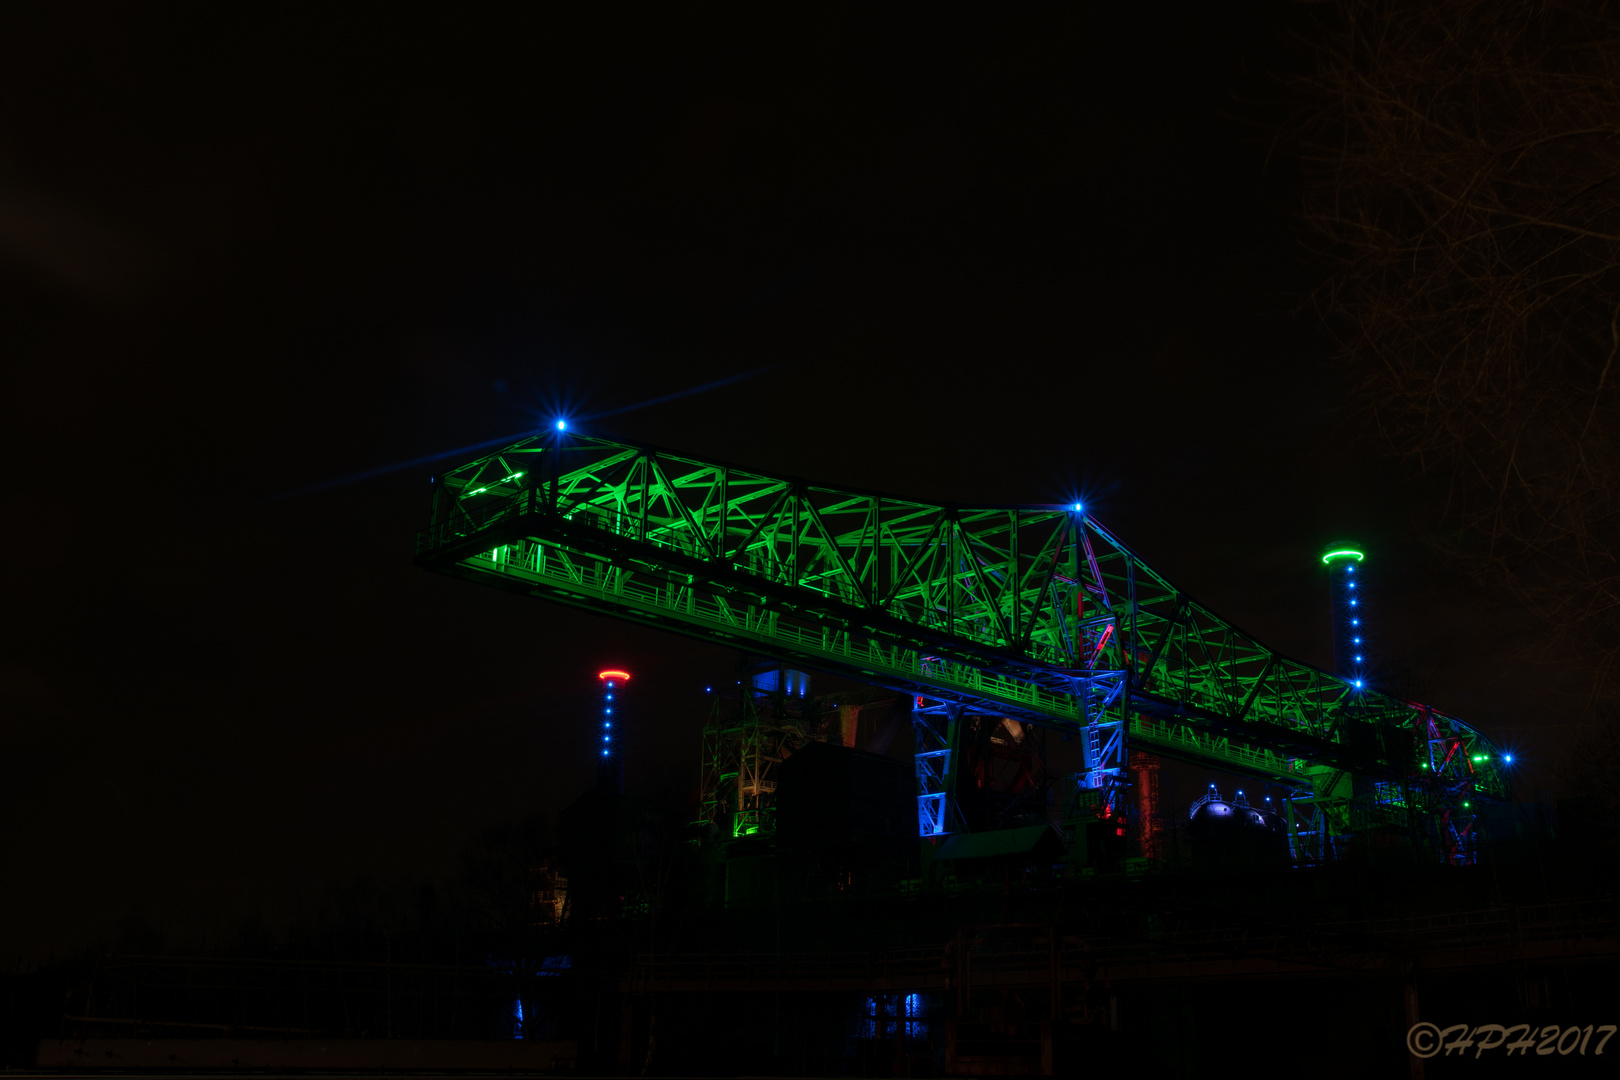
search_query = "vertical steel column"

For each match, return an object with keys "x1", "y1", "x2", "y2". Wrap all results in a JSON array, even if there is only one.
[{"x1": 913, "y1": 700, "x2": 966, "y2": 836}]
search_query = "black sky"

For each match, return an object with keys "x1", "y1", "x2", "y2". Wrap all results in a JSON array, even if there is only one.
[{"x1": 0, "y1": 5, "x2": 1564, "y2": 961}]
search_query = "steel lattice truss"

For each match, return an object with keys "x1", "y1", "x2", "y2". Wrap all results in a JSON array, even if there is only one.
[{"x1": 416, "y1": 432, "x2": 1507, "y2": 808}]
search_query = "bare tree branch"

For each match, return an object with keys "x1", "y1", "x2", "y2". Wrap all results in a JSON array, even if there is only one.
[{"x1": 1273, "y1": 0, "x2": 1620, "y2": 700}]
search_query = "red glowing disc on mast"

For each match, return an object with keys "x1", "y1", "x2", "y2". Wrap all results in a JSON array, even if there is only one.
[{"x1": 597, "y1": 669, "x2": 631, "y2": 682}]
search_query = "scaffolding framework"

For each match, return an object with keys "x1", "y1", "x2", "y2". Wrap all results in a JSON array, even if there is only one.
[{"x1": 697, "y1": 692, "x2": 812, "y2": 837}]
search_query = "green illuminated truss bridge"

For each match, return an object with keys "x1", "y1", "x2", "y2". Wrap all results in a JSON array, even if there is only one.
[{"x1": 415, "y1": 431, "x2": 1507, "y2": 854}]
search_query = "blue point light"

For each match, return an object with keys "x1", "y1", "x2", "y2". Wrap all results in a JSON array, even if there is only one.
[
  {"x1": 1504, "y1": 754, "x2": 1514, "y2": 764},
  {"x1": 1355, "y1": 655, "x2": 1363, "y2": 662},
  {"x1": 555, "y1": 419, "x2": 567, "y2": 431},
  {"x1": 1354, "y1": 679, "x2": 1364, "y2": 688},
  {"x1": 1072, "y1": 502, "x2": 1083, "y2": 512}
]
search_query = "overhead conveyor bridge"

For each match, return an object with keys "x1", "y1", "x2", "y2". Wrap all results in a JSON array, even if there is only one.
[{"x1": 414, "y1": 431, "x2": 1506, "y2": 847}]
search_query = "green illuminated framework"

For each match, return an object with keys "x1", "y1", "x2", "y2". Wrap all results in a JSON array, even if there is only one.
[
  {"x1": 698, "y1": 688, "x2": 814, "y2": 838},
  {"x1": 415, "y1": 433, "x2": 1508, "y2": 841}
]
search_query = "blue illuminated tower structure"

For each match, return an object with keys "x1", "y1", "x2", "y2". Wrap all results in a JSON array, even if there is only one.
[
  {"x1": 597, "y1": 668, "x2": 629, "y2": 794},
  {"x1": 1321, "y1": 544, "x2": 1368, "y2": 689}
]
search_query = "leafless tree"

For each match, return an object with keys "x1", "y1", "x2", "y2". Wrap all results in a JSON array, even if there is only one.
[{"x1": 1274, "y1": 0, "x2": 1620, "y2": 699}]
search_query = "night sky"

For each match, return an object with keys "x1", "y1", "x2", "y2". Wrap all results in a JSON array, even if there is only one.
[{"x1": 0, "y1": 5, "x2": 1563, "y2": 961}]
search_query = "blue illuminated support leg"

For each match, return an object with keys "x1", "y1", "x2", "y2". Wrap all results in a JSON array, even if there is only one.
[
  {"x1": 915, "y1": 757, "x2": 950, "y2": 836},
  {"x1": 1078, "y1": 672, "x2": 1128, "y2": 815},
  {"x1": 915, "y1": 750, "x2": 949, "y2": 836},
  {"x1": 913, "y1": 699, "x2": 964, "y2": 836},
  {"x1": 1084, "y1": 719, "x2": 1126, "y2": 793}
]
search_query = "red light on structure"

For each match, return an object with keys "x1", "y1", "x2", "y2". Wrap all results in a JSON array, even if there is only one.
[{"x1": 597, "y1": 669, "x2": 631, "y2": 683}]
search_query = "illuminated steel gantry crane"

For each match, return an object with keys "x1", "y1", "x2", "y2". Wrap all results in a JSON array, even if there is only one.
[{"x1": 415, "y1": 430, "x2": 1511, "y2": 861}]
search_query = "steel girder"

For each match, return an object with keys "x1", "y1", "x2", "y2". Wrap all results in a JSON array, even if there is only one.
[{"x1": 415, "y1": 432, "x2": 1509, "y2": 807}]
